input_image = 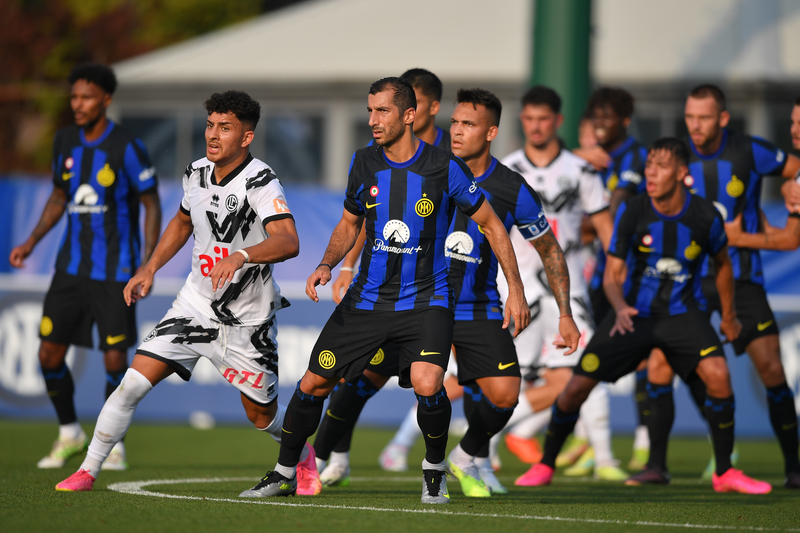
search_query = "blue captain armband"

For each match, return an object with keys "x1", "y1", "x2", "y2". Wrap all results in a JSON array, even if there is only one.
[{"x1": 518, "y1": 215, "x2": 550, "y2": 241}]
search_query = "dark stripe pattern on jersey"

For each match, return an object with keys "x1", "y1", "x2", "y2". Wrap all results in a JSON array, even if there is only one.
[
  {"x1": 686, "y1": 129, "x2": 786, "y2": 284},
  {"x1": 52, "y1": 122, "x2": 158, "y2": 282},
  {"x1": 341, "y1": 142, "x2": 484, "y2": 311},
  {"x1": 446, "y1": 158, "x2": 549, "y2": 321},
  {"x1": 608, "y1": 193, "x2": 727, "y2": 317}
]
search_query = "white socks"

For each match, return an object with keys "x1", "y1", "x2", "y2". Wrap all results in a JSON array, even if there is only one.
[
  {"x1": 391, "y1": 405, "x2": 421, "y2": 448},
  {"x1": 59, "y1": 422, "x2": 84, "y2": 442},
  {"x1": 448, "y1": 444, "x2": 473, "y2": 469},
  {"x1": 580, "y1": 384, "x2": 615, "y2": 467},
  {"x1": 634, "y1": 425, "x2": 650, "y2": 450},
  {"x1": 422, "y1": 458, "x2": 445, "y2": 471},
  {"x1": 257, "y1": 403, "x2": 286, "y2": 443},
  {"x1": 81, "y1": 368, "x2": 153, "y2": 478},
  {"x1": 329, "y1": 450, "x2": 349, "y2": 466},
  {"x1": 509, "y1": 408, "x2": 551, "y2": 439}
]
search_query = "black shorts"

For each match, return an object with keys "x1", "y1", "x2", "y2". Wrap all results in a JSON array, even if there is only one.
[
  {"x1": 453, "y1": 319, "x2": 520, "y2": 385},
  {"x1": 40, "y1": 271, "x2": 137, "y2": 351},
  {"x1": 308, "y1": 306, "x2": 454, "y2": 389},
  {"x1": 573, "y1": 309, "x2": 724, "y2": 383},
  {"x1": 702, "y1": 278, "x2": 778, "y2": 355},
  {"x1": 589, "y1": 284, "x2": 613, "y2": 325},
  {"x1": 364, "y1": 342, "x2": 401, "y2": 377}
]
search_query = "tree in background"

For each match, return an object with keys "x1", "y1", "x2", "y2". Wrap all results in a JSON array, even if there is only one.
[{"x1": 1, "y1": 0, "x2": 303, "y2": 174}]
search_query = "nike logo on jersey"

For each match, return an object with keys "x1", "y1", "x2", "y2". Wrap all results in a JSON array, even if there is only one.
[
  {"x1": 498, "y1": 362, "x2": 517, "y2": 370},
  {"x1": 426, "y1": 431, "x2": 446, "y2": 439},
  {"x1": 282, "y1": 428, "x2": 293, "y2": 434},
  {"x1": 326, "y1": 409, "x2": 345, "y2": 421},
  {"x1": 718, "y1": 421, "x2": 734, "y2": 429},
  {"x1": 420, "y1": 350, "x2": 440, "y2": 356},
  {"x1": 62, "y1": 172, "x2": 74, "y2": 181},
  {"x1": 700, "y1": 346, "x2": 718, "y2": 357},
  {"x1": 638, "y1": 246, "x2": 655, "y2": 253},
  {"x1": 365, "y1": 202, "x2": 381, "y2": 209},
  {"x1": 757, "y1": 320, "x2": 774, "y2": 331},
  {"x1": 106, "y1": 334, "x2": 127, "y2": 345}
]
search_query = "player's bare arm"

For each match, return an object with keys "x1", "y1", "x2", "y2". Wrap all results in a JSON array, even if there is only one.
[
  {"x1": 725, "y1": 212, "x2": 800, "y2": 251},
  {"x1": 9, "y1": 186, "x2": 67, "y2": 268},
  {"x1": 140, "y1": 190, "x2": 162, "y2": 267},
  {"x1": 306, "y1": 208, "x2": 364, "y2": 302},
  {"x1": 589, "y1": 209, "x2": 614, "y2": 252},
  {"x1": 572, "y1": 146, "x2": 611, "y2": 171},
  {"x1": 604, "y1": 254, "x2": 637, "y2": 336},
  {"x1": 124, "y1": 209, "x2": 193, "y2": 305},
  {"x1": 469, "y1": 200, "x2": 529, "y2": 337},
  {"x1": 531, "y1": 229, "x2": 580, "y2": 354},
  {"x1": 712, "y1": 245, "x2": 741, "y2": 342},
  {"x1": 209, "y1": 217, "x2": 299, "y2": 292},
  {"x1": 331, "y1": 222, "x2": 366, "y2": 304}
]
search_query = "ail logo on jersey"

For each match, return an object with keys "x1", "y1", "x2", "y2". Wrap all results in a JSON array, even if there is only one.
[
  {"x1": 374, "y1": 220, "x2": 421, "y2": 255},
  {"x1": 200, "y1": 246, "x2": 229, "y2": 276},
  {"x1": 445, "y1": 231, "x2": 481, "y2": 264},
  {"x1": 222, "y1": 368, "x2": 266, "y2": 389},
  {"x1": 726, "y1": 175, "x2": 744, "y2": 198},
  {"x1": 96, "y1": 164, "x2": 115, "y2": 187},
  {"x1": 225, "y1": 195, "x2": 239, "y2": 212},
  {"x1": 273, "y1": 198, "x2": 290, "y2": 213},
  {"x1": 684, "y1": 241, "x2": 701, "y2": 260},
  {"x1": 68, "y1": 184, "x2": 107, "y2": 214},
  {"x1": 645, "y1": 257, "x2": 690, "y2": 283}
]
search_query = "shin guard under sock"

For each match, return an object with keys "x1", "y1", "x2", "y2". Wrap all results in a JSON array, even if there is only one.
[
  {"x1": 705, "y1": 395, "x2": 735, "y2": 476},
  {"x1": 42, "y1": 362, "x2": 77, "y2": 425},
  {"x1": 635, "y1": 369, "x2": 648, "y2": 427},
  {"x1": 277, "y1": 382, "x2": 327, "y2": 468},
  {"x1": 645, "y1": 381, "x2": 675, "y2": 471},
  {"x1": 417, "y1": 389, "x2": 451, "y2": 464},
  {"x1": 542, "y1": 404, "x2": 580, "y2": 468},
  {"x1": 461, "y1": 384, "x2": 490, "y2": 458},
  {"x1": 460, "y1": 396, "x2": 514, "y2": 456},
  {"x1": 766, "y1": 383, "x2": 800, "y2": 474}
]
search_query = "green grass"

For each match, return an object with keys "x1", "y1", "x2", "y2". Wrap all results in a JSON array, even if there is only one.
[{"x1": 1, "y1": 420, "x2": 798, "y2": 532}]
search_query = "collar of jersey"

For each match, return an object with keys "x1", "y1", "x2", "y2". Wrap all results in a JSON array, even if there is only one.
[
  {"x1": 211, "y1": 153, "x2": 253, "y2": 187},
  {"x1": 650, "y1": 189, "x2": 691, "y2": 221},
  {"x1": 475, "y1": 157, "x2": 498, "y2": 182},
  {"x1": 688, "y1": 129, "x2": 728, "y2": 161},
  {"x1": 608, "y1": 136, "x2": 636, "y2": 158},
  {"x1": 383, "y1": 140, "x2": 425, "y2": 169},
  {"x1": 80, "y1": 120, "x2": 115, "y2": 147},
  {"x1": 524, "y1": 147, "x2": 562, "y2": 169}
]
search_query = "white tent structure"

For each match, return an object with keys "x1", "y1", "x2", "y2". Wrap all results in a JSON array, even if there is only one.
[{"x1": 112, "y1": 0, "x2": 800, "y2": 186}]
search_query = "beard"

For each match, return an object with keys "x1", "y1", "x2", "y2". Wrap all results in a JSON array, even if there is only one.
[{"x1": 374, "y1": 120, "x2": 406, "y2": 147}]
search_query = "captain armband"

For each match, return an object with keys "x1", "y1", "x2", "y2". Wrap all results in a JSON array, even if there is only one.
[{"x1": 518, "y1": 216, "x2": 550, "y2": 241}]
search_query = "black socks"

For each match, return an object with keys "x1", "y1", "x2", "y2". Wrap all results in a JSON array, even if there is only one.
[
  {"x1": 416, "y1": 389, "x2": 452, "y2": 464},
  {"x1": 767, "y1": 383, "x2": 800, "y2": 474},
  {"x1": 542, "y1": 404, "x2": 580, "y2": 468},
  {"x1": 705, "y1": 395, "x2": 735, "y2": 476},
  {"x1": 313, "y1": 376, "x2": 379, "y2": 460},
  {"x1": 645, "y1": 381, "x2": 675, "y2": 471},
  {"x1": 277, "y1": 382, "x2": 327, "y2": 468},
  {"x1": 42, "y1": 362, "x2": 77, "y2": 425},
  {"x1": 459, "y1": 393, "x2": 514, "y2": 457}
]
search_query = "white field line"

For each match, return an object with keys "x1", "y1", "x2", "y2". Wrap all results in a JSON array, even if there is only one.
[{"x1": 107, "y1": 477, "x2": 799, "y2": 532}]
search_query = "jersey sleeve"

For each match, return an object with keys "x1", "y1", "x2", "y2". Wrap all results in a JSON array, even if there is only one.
[
  {"x1": 179, "y1": 164, "x2": 193, "y2": 215},
  {"x1": 615, "y1": 147, "x2": 648, "y2": 194},
  {"x1": 246, "y1": 168, "x2": 293, "y2": 226},
  {"x1": 514, "y1": 182, "x2": 550, "y2": 241},
  {"x1": 448, "y1": 158, "x2": 485, "y2": 216},
  {"x1": 580, "y1": 165, "x2": 610, "y2": 215},
  {"x1": 751, "y1": 136, "x2": 787, "y2": 176},
  {"x1": 343, "y1": 152, "x2": 366, "y2": 216},
  {"x1": 51, "y1": 131, "x2": 66, "y2": 190},
  {"x1": 123, "y1": 139, "x2": 158, "y2": 194},
  {"x1": 708, "y1": 211, "x2": 728, "y2": 255},
  {"x1": 607, "y1": 201, "x2": 634, "y2": 259}
]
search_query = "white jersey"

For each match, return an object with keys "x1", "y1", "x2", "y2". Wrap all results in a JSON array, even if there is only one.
[
  {"x1": 499, "y1": 148, "x2": 607, "y2": 300},
  {"x1": 177, "y1": 155, "x2": 292, "y2": 326}
]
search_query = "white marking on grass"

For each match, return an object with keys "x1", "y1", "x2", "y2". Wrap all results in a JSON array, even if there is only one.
[{"x1": 108, "y1": 477, "x2": 798, "y2": 532}]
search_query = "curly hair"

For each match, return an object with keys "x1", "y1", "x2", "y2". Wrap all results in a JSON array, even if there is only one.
[
  {"x1": 587, "y1": 87, "x2": 634, "y2": 119},
  {"x1": 68, "y1": 63, "x2": 117, "y2": 95},
  {"x1": 204, "y1": 90, "x2": 261, "y2": 131}
]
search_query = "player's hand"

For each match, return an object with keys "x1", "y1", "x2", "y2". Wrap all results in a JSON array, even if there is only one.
[
  {"x1": 9, "y1": 241, "x2": 34, "y2": 269},
  {"x1": 306, "y1": 265, "x2": 332, "y2": 303},
  {"x1": 573, "y1": 146, "x2": 611, "y2": 171},
  {"x1": 719, "y1": 315, "x2": 742, "y2": 342},
  {"x1": 503, "y1": 289, "x2": 530, "y2": 338},
  {"x1": 554, "y1": 316, "x2": 581, "y2": 355},
  {"x1": 723, "y1": 213, "x2": 744, "y2": 245},
  {"x1": 208, "y1": 252, "x2": 247, "y2": 292},
  {"x1": 331, "y1": 270, "x2": 354, "y2": 304},
  {"x1": 610, "y1": 306, "x2": 638, "y2": 336},
  {"x1": 781, "y1": 180, "x2": 800, "y2": 213},
  {"x1": 124, "y1": 268, "x2": 155, "y2": 306}
]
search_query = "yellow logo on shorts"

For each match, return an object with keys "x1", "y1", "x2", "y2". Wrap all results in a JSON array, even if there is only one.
[
  {"x1": 370, "y1": 348, "x2": 385, "y2": 365},
  {"x1": 726, "y1": 175, "x2": 744, "y2": 198},
  {"x1": 415, "y1": 197, "x2": 434, "y2": 217},
  {"x1": 40, "y1": 316, "x2": 53, "y2": 336},
  {"x1": 684, "y1": 240, "x2": 701, "y2": 260},
  {"x1": 319, "y1": 350, "x2": 336, "y2": 369},
  {"x1": 96, "y1": 163, "x2": 116, "y2": 187},
  {"x1": 581, "y1": 353, "x2": 600, "y2": 373}
]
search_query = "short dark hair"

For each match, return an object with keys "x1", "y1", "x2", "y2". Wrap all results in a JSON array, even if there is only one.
[
  {"x1": 521, "y1": 85, "x2": 561, "y2": 114},
  {"x1": 689, "y1": 84, "x2": 726, "y2": 111},
  {"x1": 794, "y1": 96, "x2": 800, "y2": 106},
  {"x1": 456, "y1": 88, "x2": 502, "y2": 127},
  {"x1": 204, "y1": 90, "x2": 261, "y2": 131},
  {"x1": 587, "y1": 87, "x2": 634, "y2": 119},
  {"x1": 649, "y1": 137, "x2": 689, "y2": 167},
  {"x1": 68, "y1": 63, "x2": 117, "y2": 95},
  {"x1": 400, "y1": 68, "x2": 443, "y2": 101},
  {"x1": 369, "y1": 77, "x2": 417, "y2": 114}
]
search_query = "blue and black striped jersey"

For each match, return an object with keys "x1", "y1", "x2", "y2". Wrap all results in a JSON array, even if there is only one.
[
  {"x1": 609, "y1": 193, "x2": 727, "y2": 317},
  {"x1": 446, "y1": 158, "x2": 549, "y2": 321},
  {"x1": 52, "y1": 121, "x2": 158, "y2": 282},
  {"x1": 368, "y1": 126, "x2": 451, "y2": 152},
  {"x1": 341, "y1": 141, "x2": 484, "y2": 312},
  {"x1": 686, "y1": 129, "x2": 786, "y2": 285}
]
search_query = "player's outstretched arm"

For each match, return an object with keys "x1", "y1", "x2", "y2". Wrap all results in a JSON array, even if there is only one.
[
  {"x1": 9, "y1": 186, "x2": 67, "y2": 268},
  {"x1": 604, "y1": 255, "x2": 637, "y2": 336},
  {"x1": 470, "y1": 201, "x2": 529, "y2": 337},
  {"x1": 306, "y1": 208, "x2": 364, "y2": 302},
  {"x1": 725, "y1": 212, "x2": 800, "y2": 251},
  {"x1": 589, "y1": 209, "x2": 614, "y2": 252},
  {"x1": 531, "y1": 229, "x2": 580, "y2": 354},
  {"x1": 124, "y1": 209, "x2": 193, "y2": 305},
  {"x1": 331, "y1": 221, "x2": 366, "y2": 304},
  {"x1": 209, "y1": 217, "x2": 300, "y2": 292},
  {"x1": 713, "y1": 246, "x2": 741, "y2": 342},
  {"x1": 572, "y1": 146, "x2": 611, "y2": 171},
  {"x1": 140, "y1": 190, "x2": 162, "y2": 267}
]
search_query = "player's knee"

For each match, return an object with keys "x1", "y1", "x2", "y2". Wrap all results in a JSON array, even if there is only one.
[
  {"x1": 698, "y1": 359, "x2": 731, "y2": 396},
  {"x1": 299, "y1": 371, "x2": 338, "y2": 396},
  {"x1": 559, "y1": 377, "x2": 594, "y2": 411},
  {"x1": 647, "y1": 351, "x2": 673, "y2": 385},
  {"x1": 362, "y1": 369, "x2": 390, "y2": 389},
  {"x1": 755, "y1": 354, "x2": 786, "y2": 387},
  {"x1": 38, "y1": 341, "x2": 68, "y2": 369},
  {"x1": 115, "y1": 368, "x2": 154, "y2": 405}
]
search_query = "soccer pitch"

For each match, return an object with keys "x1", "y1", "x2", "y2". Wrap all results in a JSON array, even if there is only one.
[{"x1": 1, "y1": 421, "x2": 798, "y2": 533}]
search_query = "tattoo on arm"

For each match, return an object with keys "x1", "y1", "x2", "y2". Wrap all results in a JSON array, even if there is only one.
[
  {"x1": 30, "y1": 188, "x2": 67, "y2": 243},
  {"x1": 532, "y1": 230, "x2": 571, "y2": 315}
]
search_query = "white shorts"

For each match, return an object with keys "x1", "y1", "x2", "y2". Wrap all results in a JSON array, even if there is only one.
[
  {"x1": 138, "y1": 296, "x2": 279, "y2": 406},
  {"x1": 514, "y1": 293, "x2": 594, "y2": 371}
]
